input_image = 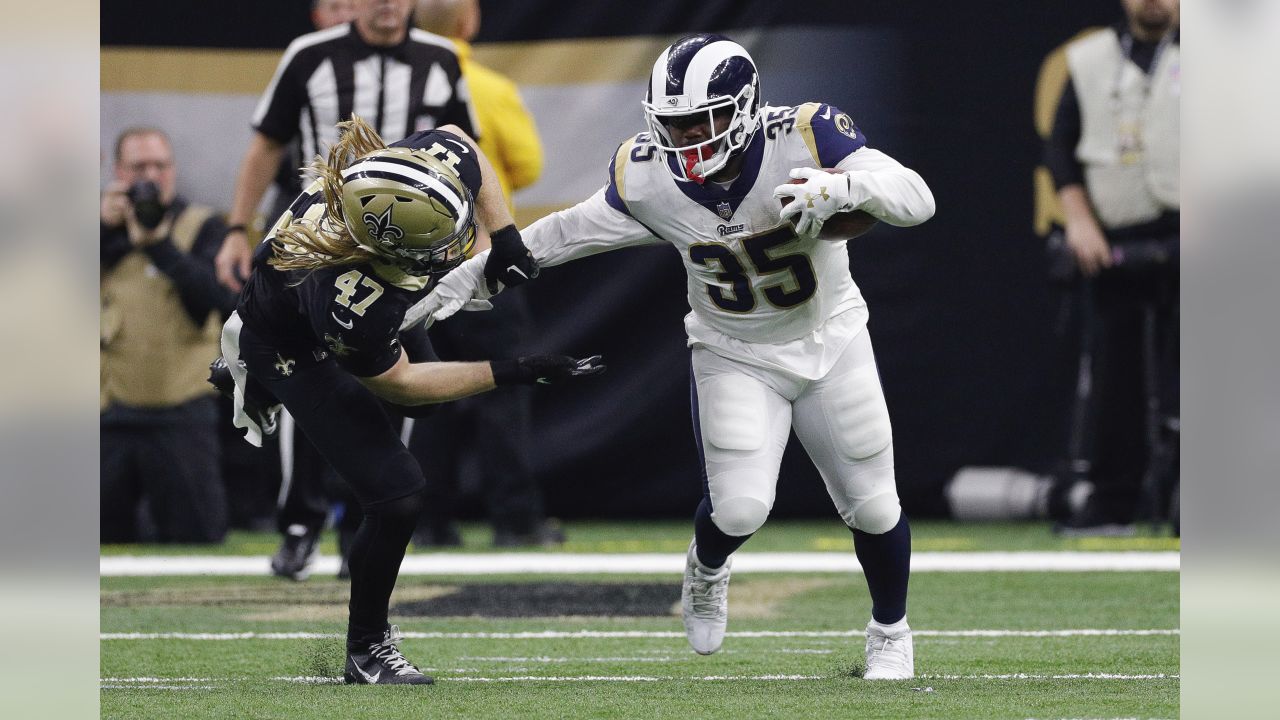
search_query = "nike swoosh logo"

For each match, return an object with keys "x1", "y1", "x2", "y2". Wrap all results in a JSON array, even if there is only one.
[
  {"x1": 506, "y1": 265, "x2": 529, "y2": 280},
  {"x1": 331, "y1": 312, "x2": 354, "y2": 329},
  {"x1": 353, "y1": 661, "x2": 381, "y2": 684}
]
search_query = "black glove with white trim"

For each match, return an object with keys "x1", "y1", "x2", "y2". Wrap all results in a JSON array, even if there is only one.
[
  {"x1": 484, "y1": 224, "x2": 539, "y2": 293},
  {"x1": 491, "y1": 355, "x2": 606, "y2": 386}
]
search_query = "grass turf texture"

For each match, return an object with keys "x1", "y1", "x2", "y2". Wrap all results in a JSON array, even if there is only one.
[
  {"x1": 102, "y1": 571, "x2": 1177, "y2": 717},
  {"x1": 100, "y1": 519, "x2": 1181, "y2": 556}
]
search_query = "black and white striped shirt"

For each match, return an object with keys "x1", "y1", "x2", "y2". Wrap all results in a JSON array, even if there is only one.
[{"x1": 252, "y1": 22, "x2": 478, "y2": 162}]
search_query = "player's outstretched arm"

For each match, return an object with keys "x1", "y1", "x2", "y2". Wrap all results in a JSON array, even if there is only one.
[
  {"x1": 436, "y1": 124, "x2": 539, "y2": 292},
  {"x1": 400, "y1": 249, "x2": 493, "y2": 330},
  {"x1": 358, "y1": 350, "x2": 605, "y2": 406}
]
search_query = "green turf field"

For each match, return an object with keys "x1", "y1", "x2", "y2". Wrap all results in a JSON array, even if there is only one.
[{"x1": 101, "y1": 521, "x2": 1179, "y2": 719}]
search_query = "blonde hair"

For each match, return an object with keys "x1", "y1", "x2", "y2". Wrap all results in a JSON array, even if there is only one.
[{"x1": 268, "y1": 116, "x2": 388, "y2": 272}]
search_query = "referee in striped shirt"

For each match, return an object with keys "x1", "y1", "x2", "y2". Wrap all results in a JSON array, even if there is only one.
[{"x1": 216, "y1": 0, "x2": 478, "y2": 290}]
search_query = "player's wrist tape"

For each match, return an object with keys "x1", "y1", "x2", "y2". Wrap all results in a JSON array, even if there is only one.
[
  {"x1": 226, "y1": 224, "x2": 248, "y2": 235},
  {"x1": 490, "y1": 359, "x2": 525, "y2": 386},
  {"x1": 490, "y1": 224, "x2": 521, "y2": 250}
]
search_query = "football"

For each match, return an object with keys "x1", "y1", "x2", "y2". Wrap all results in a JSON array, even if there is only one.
[{"x1": 780, "y1": 168, "x2": 879, "y2": 240}]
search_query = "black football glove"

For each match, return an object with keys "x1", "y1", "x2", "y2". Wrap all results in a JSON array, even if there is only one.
[
  {"x1": 491, "y1": 354, "x2": 606, "y2": 386},
  {"x1": 484, "y1": 224, "x2": 539, "y2": 293}
]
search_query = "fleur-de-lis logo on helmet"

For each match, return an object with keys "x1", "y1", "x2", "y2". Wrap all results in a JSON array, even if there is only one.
[{"x1": 363, "y1": 205, "x2": 404, "y2": 246}]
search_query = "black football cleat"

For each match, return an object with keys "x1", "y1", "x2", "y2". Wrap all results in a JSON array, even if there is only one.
[
  {"x1": 344, "y1": 626, "x2": 433, "y2": 685},
  {"x1": 269, "y1": 524, "x2": 319, "y2": 581}
]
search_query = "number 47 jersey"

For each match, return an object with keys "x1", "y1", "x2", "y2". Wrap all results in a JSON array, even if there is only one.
[{"x1": 520, "y1": 102, "x2": 934, "y2": 379}]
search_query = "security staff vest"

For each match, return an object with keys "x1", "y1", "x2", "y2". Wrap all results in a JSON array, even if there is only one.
[
  {"x1": 101, "y1": 205, "x2": 222, "y2": 409},
  {"x1": 1067, "y1": 28, "x2": 1179, "y2": 230}
]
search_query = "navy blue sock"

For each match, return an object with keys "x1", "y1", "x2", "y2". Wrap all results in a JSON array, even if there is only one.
[
  {"x1": 693, "y1": 498, "x2": 752, "y2": 569},
  {"x1": 851, "y1": 512, "x2": 911, "y2": 624}
]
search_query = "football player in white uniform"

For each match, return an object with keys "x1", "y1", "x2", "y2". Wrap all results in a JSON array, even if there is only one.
[{"x1": 411, "y1": 33, "x2": 935, "y2": 679}]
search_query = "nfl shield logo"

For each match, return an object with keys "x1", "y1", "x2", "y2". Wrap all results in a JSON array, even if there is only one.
[{"x1": 716, "y1": 201, "x2": 733, "y2": 220}]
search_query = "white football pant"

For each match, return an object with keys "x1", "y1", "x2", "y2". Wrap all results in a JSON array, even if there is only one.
[{"x1": 692, "y1": 328, "x2": 900, "y2": 537}]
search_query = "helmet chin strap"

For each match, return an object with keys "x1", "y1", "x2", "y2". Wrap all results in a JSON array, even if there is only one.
[{"x1": 681, "y1": 145, "x2": 716, "y2": 184}]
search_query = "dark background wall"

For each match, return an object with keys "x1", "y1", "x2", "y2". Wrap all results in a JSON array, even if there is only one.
[{"x1": 102, "y1": 0, "x2": 1121, "y2": 519}]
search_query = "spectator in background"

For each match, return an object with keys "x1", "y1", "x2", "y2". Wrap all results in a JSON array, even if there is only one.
[
  {"x1": 266, "y1": 0, "x2": 357, "y2": 223},
  {"x1": 261, "y1": 0, "x2": 360, "y2": 582},
  {"x1": 214, "y1": 0, "x2": 478, "y2": 577},
  {"x1": 215, "y1": 0, "x2": 477, "y2": 291},
  {"x1": 312, "y1": 0, "x2": 355, "y2": 30},
  {"x1": 1045, "y1": 0, "x2": 1180, "y2": 535},
  {"x1": 101, "y1": 127, "x2": 237, "y2": 543},
  {"x1": 413, "y1": 0, "x2": 557, "y2": 547}
]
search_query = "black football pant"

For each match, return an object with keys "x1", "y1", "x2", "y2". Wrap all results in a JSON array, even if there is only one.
[
  {"x1": 1085, "y1": 256, "x2": 1179, "y2": 520},
  {"x1": 238, "y1": 325, "x2": 427, "y2": 646},
  {"x1": 271, "y1": 326, "x2": 440, "y2": 542},
  {"x1": 274, "y1": 415, "x2": 361, "y2": 538},
  {"x1": 101, "y1": 397, "x2": 228, "y2": 544}
]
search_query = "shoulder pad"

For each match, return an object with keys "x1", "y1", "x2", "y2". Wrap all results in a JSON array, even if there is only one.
[{"x1": 605, "y1": 134, "x2": 653, "y2": 217}]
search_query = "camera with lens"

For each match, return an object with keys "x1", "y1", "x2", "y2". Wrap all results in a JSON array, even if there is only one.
[{"x1": 126, "y1": 180, "x2": 168, "y2": 230}]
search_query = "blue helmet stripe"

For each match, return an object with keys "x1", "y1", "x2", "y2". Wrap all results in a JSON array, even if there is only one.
[{"x1": 663, "y1": 33, "x2": 730, "y2": 97}]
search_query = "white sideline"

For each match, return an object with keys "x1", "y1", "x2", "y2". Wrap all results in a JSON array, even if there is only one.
[
  {"x1": 99, "y1": 551, "x2": 1179, "y2": 576},
  {"x1": 100, "y1": 628, "x2": 1179, "y2": 641}
]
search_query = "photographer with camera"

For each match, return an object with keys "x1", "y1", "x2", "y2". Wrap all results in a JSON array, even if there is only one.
[
  {"x1": 101, "y1": 127, "x2": 238, "y2": 544},
  {"x1": 1043, "y1": 0, "x2": 1180, "y2": 536}
]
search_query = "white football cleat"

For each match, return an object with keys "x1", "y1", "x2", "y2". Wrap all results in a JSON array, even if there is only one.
[
  {"x1": 863, "y1": 618, "x2": 914, "y2": 680},
  {"x1": 681, "y1": 540, "x2": 731, "y2": 655}
]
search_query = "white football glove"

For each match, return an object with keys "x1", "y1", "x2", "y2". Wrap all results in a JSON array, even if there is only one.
[
  {"x1": 773, "y1": 167, "x2": 869, "y2": 238},
  {"x1": 400, "y1": 250, "x2": 496, "y2": 331}
]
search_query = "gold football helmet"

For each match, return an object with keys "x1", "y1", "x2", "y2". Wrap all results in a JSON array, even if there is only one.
[{"x1": 339, "y1": 148, "x2": 476, "y2": 275}]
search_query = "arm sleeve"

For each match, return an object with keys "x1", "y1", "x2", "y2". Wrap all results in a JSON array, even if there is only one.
[
  {"x1": 250, "y1": 42, "x2": 308, "y2": 143},
  {"x1": 523, "y1": 188, "x2": 663, "y2": 268},
  {"x1": 144, "y1": 214, "x2": 240, "y2": 322},
  {"x1": 1045, "y1": 76, "x2": 1084, "y2": 189},
  {"x1": 834, "y1": 147, "x2": 936, "y2": 227}
]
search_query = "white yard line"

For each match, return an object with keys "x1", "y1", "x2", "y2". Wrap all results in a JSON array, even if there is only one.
[
  {"x1": 101, "y1": 628, "x2": 1179, "y2": 641},
  {"x1": 99, "y1": 551, "x2": 1179, "y2": 576},
  {"x1": 101, "y1": 672, "x2": 1179, "y2": 689}
]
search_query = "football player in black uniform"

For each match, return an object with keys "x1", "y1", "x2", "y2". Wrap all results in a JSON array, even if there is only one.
[{"x1": 215, "y1": 117, "x2": 603, "y2": 685}]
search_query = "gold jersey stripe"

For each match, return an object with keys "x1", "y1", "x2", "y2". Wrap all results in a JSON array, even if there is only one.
[{"x1": 792, "y1": 102, "x2": 824, "y2": 166}]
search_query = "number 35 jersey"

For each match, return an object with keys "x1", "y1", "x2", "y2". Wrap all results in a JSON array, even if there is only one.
[
  {"x1": 520, "y1": 103, "x2": 934, "y2": 379},
  {"x1": 236, "y1": 128, "x2": 482, "y2": 378}
]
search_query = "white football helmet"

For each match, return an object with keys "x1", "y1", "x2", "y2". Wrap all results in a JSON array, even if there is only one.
[{"x1": 642, "y1": 34, "x2": 762, "y2": 184}]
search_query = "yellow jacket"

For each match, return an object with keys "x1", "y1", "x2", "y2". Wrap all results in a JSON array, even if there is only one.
[{"x1": 455, "y1": 40, "x2": 544, "y2": 212}]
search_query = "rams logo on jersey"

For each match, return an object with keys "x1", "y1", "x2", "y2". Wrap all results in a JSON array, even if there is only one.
[{"x1": 834, "y1": 113, "x2": 858, "y2": 140}]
